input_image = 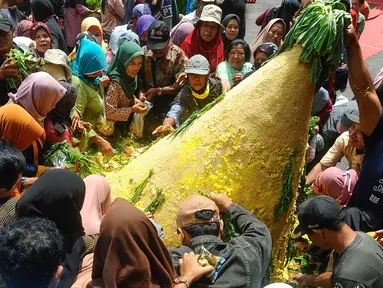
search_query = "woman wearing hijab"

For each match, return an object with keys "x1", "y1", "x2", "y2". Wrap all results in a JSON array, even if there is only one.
[
  {"x1": 85, "y1": 198, "x2": 212, "y2": 288},
  {"x1": 106, "y1": 28, "x2": 139, "y2": 64},
  {"x1": 8, "y1": 72, "x2": 66, "y2": 127},
  {"x1": 252, "y1": 42, "x2": 278, "y2": 71},
  {"x1": 68, "y1": 17, "x2": 108, "y2": 61},
  {"x1": 81, "y1": 175, "x2": 111, "y2": 235},
  {"x1": 30, "y1": 0, "x2": 68, "y2": 53},
  {"x1": 0, "y1": 104, "x2": 52, "y2": 178},
  {"x1": 250, "y1": 18, "x2": 285, "y2": 63},
  {"x1": 221, "y1": 14, "x2": 240, "y2": 52},
  {"x1": 13, "y1": 20, "x2": 36, "y2": 51},
  {"x1": 16, "y1": 170, "x2": 86, "y2": 288},
  {"x1": 15, "y1": 19, "x2": 33, "y2": 37},
  {"x1": 216, "y1": 39, "x2": 252, "y2": 93},
  {"x1": 71, "y1": 39, "x2": 113, "y2": 156},
  {"x1": 256, "y1": 0, "x2": 299, "y2": 33},
  {"x1": 135, "y1": 14, "x2": 156, "y2": 47},
  {"x1": 105, "y1": 42, "x2": 147, "y2": 128},
  {"x1": 170, "y1": 20, "x2": 194, "y2": 47},
  {"x1": 30, "y1": 22, "x2": 53, "y2": 57},
  {"x1": 181, "y1": 5, "x2": 225, "y2": 72},
  {"x1": 221, "y1": 0, "x2": 246, "y2": 39}
]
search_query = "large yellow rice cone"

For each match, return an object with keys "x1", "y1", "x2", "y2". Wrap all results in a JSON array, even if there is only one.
[{"x1": 106, "y1": 45, "x2": 314, "y2": 271}]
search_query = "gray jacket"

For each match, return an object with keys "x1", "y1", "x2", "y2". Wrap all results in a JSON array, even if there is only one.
[{"x1": 169, "y1": 204, "x2": 272, "y2": 288}]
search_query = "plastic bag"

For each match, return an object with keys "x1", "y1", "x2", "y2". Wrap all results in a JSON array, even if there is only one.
[
  {"x1": 130, "y1": 101, "x2": 152, "y2": 138},
  {"x1": 198, "y1": 246, "x2": 226, "y2": 283}
]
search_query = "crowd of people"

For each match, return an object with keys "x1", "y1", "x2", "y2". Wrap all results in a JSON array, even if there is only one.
[{"x1": 0, "y1": 0, "x2": 382, "y2": 286}]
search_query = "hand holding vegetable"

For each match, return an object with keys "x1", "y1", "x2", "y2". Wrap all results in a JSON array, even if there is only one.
[
  {"x1": 374, "y1": 230, "x2": 383, "y2": 246},
  {"x1": 0, "y1": 58, "x2": 19, "y2": 80},
  {"x1": 344, "y1": 24, "x2": 358, "y2": 48},
  {"x1": 144, "y1": 88, "x2": 159, "y2": 102},
  {"x1": 179, "y1": 252, "x2": 214, "y2": 285},
  {"x1": 99, "y1": 139, "x2": 114, "y2": 156},
  {"x1": 132, "y1": 103, "x2": 148, "y2": 114}
]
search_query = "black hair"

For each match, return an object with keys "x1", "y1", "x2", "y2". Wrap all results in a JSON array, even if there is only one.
[
  {"x1": 225, "y1": 39, "x2": 251, "y2": 63},
  {"x1": 0, "y1": 217, "x2": 63, "y2": 286},
  {"x1": 182, "y1": 210, "x2": 220, "y2": 238},
  {"x1": 359, "y1": 0, "x2": 365, "y2": 3},
  {"x1": 0, "y1": 141, "x2": 26, "y2": 191},
  {"x1": 339, "y1": 0, "x2": 351, "y2": 11}
]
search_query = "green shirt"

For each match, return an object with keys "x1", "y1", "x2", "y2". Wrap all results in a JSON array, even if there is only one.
[
  {"x1": 216, "y1": 61, "x2": 253, "y2": 88},
  {"x1": 73, "y1": 75, "x2": 104, "y2": 128}
]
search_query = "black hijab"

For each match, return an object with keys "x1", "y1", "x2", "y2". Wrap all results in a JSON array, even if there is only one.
[
  {"x1": 48, "y1": 82, "x2": 77, "y2": 136},
  {"x1": 221, "y1": 14, "x2": 240, "y2": 52},
  {"x1": 267, "y1": 0, "x2": 300, "y2": 31},
  {"x1": 31, "y1": 0, "x2": 68, "y2": 53},
  {"x1": 16, "y1": 170, "x2": 86, "y2": 288}
]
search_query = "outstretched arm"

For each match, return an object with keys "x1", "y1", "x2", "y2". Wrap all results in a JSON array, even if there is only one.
[{"x1": 346, "y1": 26, "x2": 381, "y2": 136}]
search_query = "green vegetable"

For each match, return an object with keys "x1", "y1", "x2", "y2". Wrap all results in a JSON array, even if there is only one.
[
  {"x1": 309, "y1": 116, "x2": 320, "y2": 137},
  {"x1": 170, "y1": 94, "x2": 225, "y2": 138},
  {"x1": 276, "y1": 0, "x2": 352, "y2": 84},
  {"x1": 274, "y1": 148, "x2": 297, "y2": 220},
  {"x1": 85, "y1": 0, "x2": 101, "y2": 11},
  {"x1": 144, "y1": 188, "x2": 166, "y2": 214},
  {"x1": 6, "y1": 48, "x2": 45, "y2": 89},
  {"x1": 44, "y1": 141, "x2": 102, "y2": 178},
  {"x1": 129, "y1": 169, "x2": 154, "y2": 205}
]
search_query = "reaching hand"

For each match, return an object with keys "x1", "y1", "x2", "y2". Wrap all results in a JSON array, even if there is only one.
[
  {"x1": 176, "y1": 72, "x2": 188, "y2": 87},
  {"x1": 209, "y1": 192, "x2": 232, "y2": 212},
  {"x1": 144, "y1": 88, "x2": 159, "y2": 102},
  {"x1": 71, "y1": 110, "x2": 81, "y2": 131},
  {"x1": 344, "y1": 24, "x2": 357, "y2": 48},
  {"x1": 179, "y1": 252, "x2": 214, "y2": 284},
  {"x1": 100, "y1": 75, "x2": 110, "y2": 88},
  {"x1": 132, "y1": 103, "x2": 148, "y2": 114},
  {"x1": 152, "y1": 125, "x2": 175, "y2": 135},
  {"x1": 374, "y1": 230, "x2": 383, "y2": 246}
]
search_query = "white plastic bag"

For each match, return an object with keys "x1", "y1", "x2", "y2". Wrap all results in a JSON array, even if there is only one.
[{"x1": 130, "y1": 101, "x2": 153, "y2": 138}]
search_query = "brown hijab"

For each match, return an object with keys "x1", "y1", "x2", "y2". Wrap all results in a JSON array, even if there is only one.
[{"x1": 88, "y1": 198, "x2": 175, "y2": 288}]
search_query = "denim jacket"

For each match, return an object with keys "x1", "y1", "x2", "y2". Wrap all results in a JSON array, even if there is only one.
[{"x1": 169, "y1": 204, "x2": 272, "y2": 288}]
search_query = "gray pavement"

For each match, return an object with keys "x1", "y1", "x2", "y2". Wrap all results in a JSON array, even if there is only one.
[{"x1": 244, "y1": 0, "x2": 383, "y2": 101}]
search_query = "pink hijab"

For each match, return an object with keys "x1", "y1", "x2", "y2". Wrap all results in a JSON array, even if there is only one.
[
  {"x1": 81, "y1": 175, "x2": 111, "y2": 235},
  {"x1": 250, "y1": 18, "x2": 286, "y2": 62},
  {"x1": 8, "y1": 72, "x2": 66, "y2": 126},
  {"x1": 313, "y1": 167, "x2": 358, "y2": 206}
]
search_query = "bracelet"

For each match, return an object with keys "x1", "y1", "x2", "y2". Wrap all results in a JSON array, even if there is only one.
[
  {"x1": 20, "y1": 177, "x2": 26, "y2": 191},
  {"x1": 174, "y1": 276, "x2": 190, "y2": 287}
]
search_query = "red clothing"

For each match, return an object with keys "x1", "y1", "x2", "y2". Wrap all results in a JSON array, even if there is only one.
[
  {"x1": 350, "y1": 9, "x2": 357, "y2": 27},
  {"x1": 44, "y1": 117, "x2": 73, "y2": 146},
  {"x1": 180, "y1": 28, "x2": 224, "y2": 72},
  {"x1": 318, "y1": 96, "x2": 333, "y2": 128}
]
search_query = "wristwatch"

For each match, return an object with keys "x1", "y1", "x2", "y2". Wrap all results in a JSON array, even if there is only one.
[
  {"x1": 158, "y1": 87, "x2": 163, "y2": 96},
  {"x1": 174, "y1": 276, "x2": 190, "y2": 287}
]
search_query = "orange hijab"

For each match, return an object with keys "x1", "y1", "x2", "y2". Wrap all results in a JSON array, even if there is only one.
[{"x1": 0, "y1": 104, "x2": 45, "y2": 151}]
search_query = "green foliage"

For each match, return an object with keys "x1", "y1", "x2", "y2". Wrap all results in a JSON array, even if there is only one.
[
  {"x1": 6, "y1": 48, "x2": 45, "y2": 89},
  {"x1": 86, "y1": 0, "x2": 102, "y2": 10},
  {"x1": 276, "y1": 0, "x2": 352, "y2": 84},
  {"x1": 274, "y1": 148, "x2": 297, "y2": 220},
  {"x1": 309, "y1": 116, "x2": 320, "y2": 137},
  {"x1": 129, "y1": 170, "x2": 154, "y2": 204},
  {"x1": 44, "y1": 141, "x2": 102, "y2": 178},
  {"x1": 144, "y1": 188, "x2": 166, "y2": 213}
]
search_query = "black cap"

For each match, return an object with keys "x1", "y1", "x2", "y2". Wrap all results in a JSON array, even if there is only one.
[
  {"x1": 0, "y1": 12, "x2": 12, "y2": 33},
  {"x1": 291, "y1": 196, "x2": 345, "y2": 239},
  {"x1": 147, "y1": 20, "x2": 170, "y2": 50}
]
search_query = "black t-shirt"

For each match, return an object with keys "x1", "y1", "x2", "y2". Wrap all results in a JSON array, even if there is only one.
[
  {"x1": 333, "y1": 232, "x2": 383, "y2": 288},
  {"x1": 348, "y1": 112, "x2": 383, "y2": 214}
]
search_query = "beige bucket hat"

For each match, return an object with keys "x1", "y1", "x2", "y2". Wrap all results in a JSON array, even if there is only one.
[
  {"x1": 195, "y1": 4, "x2": 225, "y2": 31},
  {"x1": 44, "y1": 49, "x2": 72, "y2": 83}
]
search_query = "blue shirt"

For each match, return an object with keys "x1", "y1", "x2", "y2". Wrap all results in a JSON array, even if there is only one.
[{"x1": 348, "y1": 112, "x2": 383, "y2": 214}]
